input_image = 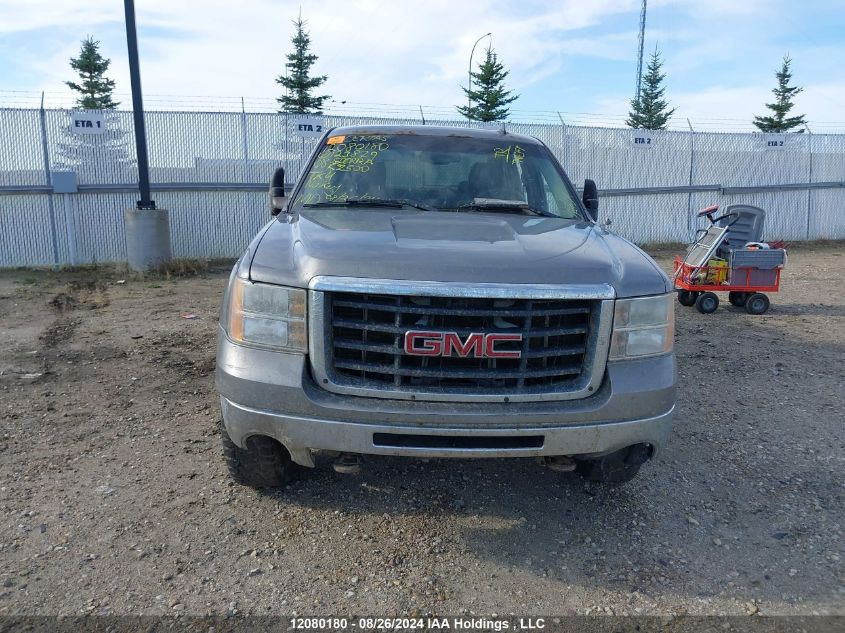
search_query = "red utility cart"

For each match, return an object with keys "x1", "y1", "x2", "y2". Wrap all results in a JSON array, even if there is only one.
[{"x1": 673, "y1": 205, "x2": 786, "y2": 315}]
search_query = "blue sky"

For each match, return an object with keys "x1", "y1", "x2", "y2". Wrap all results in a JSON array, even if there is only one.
[{"x1": 1, "y1": 0, "x2": 844, "y2": 130}]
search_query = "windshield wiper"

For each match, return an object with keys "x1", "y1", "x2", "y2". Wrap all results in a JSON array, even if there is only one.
[
  {"x1": 303, "y1": 198, "x2": 438, "y2": 212},
  {"x1": 454, "y1": 199, "x2": 551, "y2": 217}
]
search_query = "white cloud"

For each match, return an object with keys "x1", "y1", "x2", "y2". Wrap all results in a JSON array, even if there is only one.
[
  {"x1": 1, "y1": 0, "x2": 842, "y2": 133},
  {"x1": 1, "y1": 0, "x2": 639, "y2": 106},
  {"x1": 0, "y1": 1, "x2": 122, "y2": 33},
  {"x1": 658, "y1": 0, "x2": 777, "y2": 17}
]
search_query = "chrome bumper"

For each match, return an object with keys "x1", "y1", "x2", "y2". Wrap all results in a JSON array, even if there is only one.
[{"x1": 220, "y1": 395, "x2": 674, "y2": 467}]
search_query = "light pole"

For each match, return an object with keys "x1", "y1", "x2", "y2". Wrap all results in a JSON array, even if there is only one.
[
  {"x1": 122, "y1": 0, "x2": 172, "y2": 271},
  {"x1": 467, "y1": 32, "x2": 492, "y2": 113},
  {"x1": 124, "y1": 0, "x2": 153, "y2": 210}
]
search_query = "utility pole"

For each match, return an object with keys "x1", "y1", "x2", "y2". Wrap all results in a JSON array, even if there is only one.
[
  {"x1": 124, "y1": 0, "x2": 153, "y2": 209},
  {"x1": 122, "y1": 0, "x2": 172, "y2": 271},
  {"x1": 635, "y1": 0, "x2": 648, "y2": 103}
]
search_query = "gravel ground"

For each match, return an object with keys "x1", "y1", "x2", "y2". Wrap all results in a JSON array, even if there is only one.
[{"x1": 0, "y1": 243, "x2": 843, "y2": 617}]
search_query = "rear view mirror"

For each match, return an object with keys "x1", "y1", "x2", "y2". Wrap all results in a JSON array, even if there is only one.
[
  {"x1": 270, "y1": 167, "x2": 286, "y2": 216},
  {"x1": 582, "y1": 178, "x2": 599, "y2": 221}
]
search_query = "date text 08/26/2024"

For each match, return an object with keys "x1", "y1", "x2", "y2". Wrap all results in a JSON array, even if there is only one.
[{"x1": 289, "y1": 617, "x2": 548, "y2": 631}]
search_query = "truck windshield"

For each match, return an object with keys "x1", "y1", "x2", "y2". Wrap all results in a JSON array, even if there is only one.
[{"x1": 289, "y1": 132, "x2": 581, "y2": 219}]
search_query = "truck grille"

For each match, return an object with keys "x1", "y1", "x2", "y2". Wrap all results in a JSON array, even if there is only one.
[{"x1": 318, "y1": 291, "x2": 601, "y2": 398}]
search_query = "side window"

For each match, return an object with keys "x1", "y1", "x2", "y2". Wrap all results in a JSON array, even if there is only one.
[
  {"x1": 543, "y1": 177, "x2": 558, "y2": 214},
  {"x1": 536, "y1": 161, "x2": 578, "y2": 218},
  {"x1": 521, "y1": 160, "x2": 548, "y2": 213}
]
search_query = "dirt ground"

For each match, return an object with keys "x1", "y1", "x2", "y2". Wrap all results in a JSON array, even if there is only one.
[{"x1": 0, "y1": 243, "x2": 843, "y2": 618}]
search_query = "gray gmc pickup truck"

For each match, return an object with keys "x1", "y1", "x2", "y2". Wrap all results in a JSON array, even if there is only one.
[{"x1": 216, "y1": 125, "x2": 676, "y2": 487}]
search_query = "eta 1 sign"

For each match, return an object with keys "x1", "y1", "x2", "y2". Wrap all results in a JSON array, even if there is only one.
[
  {"x1": 292, "y1": 117, "x2": 325, "y2": 138},
  {"x1": 70, "y1": 111, "x2": 106, "y2": 135}
]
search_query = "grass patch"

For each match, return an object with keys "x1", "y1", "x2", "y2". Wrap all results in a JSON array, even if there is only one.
[
  {"x1": 641, "y1": 242, "x2": 687, "y2": 258},
  {"x1": 779, "y1": 239, "x2": 845, "y2": 251},
  {"x1": 147, "y1": 258, "x2": 211, "y2": 280}
]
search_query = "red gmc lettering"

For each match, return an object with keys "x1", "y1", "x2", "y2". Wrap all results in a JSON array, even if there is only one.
[
  {"x1": 403, "y1": 331, "x2": 443, "y2": 356},
  {"x1": 404, "y1": 331, "x2": 522, "y2": 359},
  {"x1": 443, "y1": 332, "x2": 483, "y2": 358},
  {"x1": 485, "y1": 333, "x2": 523, "y2": 359}
]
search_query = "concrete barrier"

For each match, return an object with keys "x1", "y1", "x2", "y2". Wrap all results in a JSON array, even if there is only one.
[{"x1": 124, "y1": 207, "x2": 172, "y2": 271}]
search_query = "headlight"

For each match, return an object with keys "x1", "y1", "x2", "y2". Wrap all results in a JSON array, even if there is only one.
[
  {"x1": 609, "y1": 293, "x2": 674, "y2": 360},
  {"x1": 226, "y1": 278, "x2": 307, "y2": 352}
]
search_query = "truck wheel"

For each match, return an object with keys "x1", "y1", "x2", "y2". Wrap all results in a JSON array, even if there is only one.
[
  {"x1": 744, "y1": 293, "x2": 770, "y2": 315},
  {"x1": 728, "y1": 291, "x2": 748, "y2": 307},
  {"x1": 220, "y1": 421, "x2": 294, "y2": 488},
  {"x1": 695, "y1": 292, "x2": 719, "y2": 314},
  {"x1": 575, "y1": 444, "x2": 652, "y2": 485},
  {"x1": 677, "y1": 290, "x2": 698, "y2": 306}
]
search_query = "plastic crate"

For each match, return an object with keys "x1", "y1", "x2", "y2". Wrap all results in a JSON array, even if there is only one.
[
  {"x1": 744, "y1": 269, "x2": 779, "y2": 286},
  {"x1": 730, "y1": 248, "x2": 786, "y2": 270}
]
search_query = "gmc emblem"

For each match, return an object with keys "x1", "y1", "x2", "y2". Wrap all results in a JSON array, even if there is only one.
[{"x1": 404, "y1": 331, "x2": 522, "y2": 359}]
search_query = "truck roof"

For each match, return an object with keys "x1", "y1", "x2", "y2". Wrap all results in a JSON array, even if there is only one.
[{"x1": 327, "y1": 124, "x2": 543, "y2": 146}]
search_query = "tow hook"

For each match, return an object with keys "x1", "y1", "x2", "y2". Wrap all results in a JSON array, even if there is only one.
[
  {"x1": 333, "y1": 453, "x2": 363, "y2": 474},
  {"x1": 542, "y1": 455, "x2": 576, "y2": 472}
]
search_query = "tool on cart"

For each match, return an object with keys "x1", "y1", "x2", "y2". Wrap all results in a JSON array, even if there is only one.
[{"x1": 673, "y1": 204, "x2": 786, "y2": 315}]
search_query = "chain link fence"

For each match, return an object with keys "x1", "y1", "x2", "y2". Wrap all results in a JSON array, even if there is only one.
[{"x1": 1, "y1": 107, "x2": 843, "y2": 267}]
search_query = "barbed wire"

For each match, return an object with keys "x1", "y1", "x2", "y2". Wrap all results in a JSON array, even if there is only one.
[{"x1": 2, "y1": 89, "x2": 845, "y2": 133}]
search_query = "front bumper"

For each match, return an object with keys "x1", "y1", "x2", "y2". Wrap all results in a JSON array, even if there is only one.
[
  {"x1": 216, "y1": 329, "x2": 676, "y2": 467},
  {"x1": 221, "y1": 395, "x2": 673, "y2": 467}
]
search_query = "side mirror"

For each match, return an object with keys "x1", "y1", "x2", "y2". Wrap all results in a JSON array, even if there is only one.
[
  {"x1": 582, "y1": 178, "x2": 599, "y2": 221},
  {"x1": 269, "y1": 167, "x2": 286, "y2": 216}
]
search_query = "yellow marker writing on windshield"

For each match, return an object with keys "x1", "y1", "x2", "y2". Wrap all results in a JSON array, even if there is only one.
[
  {"x1": 493, "y1": 146, "x2": 511, "y2": 160},
  {"x1": 327, "y1": 135, "x2": 346, "y2": 145}
]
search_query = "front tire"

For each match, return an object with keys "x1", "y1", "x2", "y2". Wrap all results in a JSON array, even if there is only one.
[
  {"x1": 728, "y1": 291, "x2": 749, "y2": 307},
  {"x1": 575, "y1": 444, "x2": 652, "y2": 485},
  {"x1": 744, "y1": 293, "x2": 770, "y2": 315},
  {"x1": 695, "y1": 291, "x2": 719, "y2": 314},
  {"x1": 677, "y1": 290, "x2": 698, "y2": 307},
  {"x1": 220, "y1": 421, "x2": 294, "y2": 488}
]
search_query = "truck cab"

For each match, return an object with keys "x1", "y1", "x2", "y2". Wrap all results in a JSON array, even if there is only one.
[{"x1": 216, "y1": 125, "x2": 676, "y2": 486}]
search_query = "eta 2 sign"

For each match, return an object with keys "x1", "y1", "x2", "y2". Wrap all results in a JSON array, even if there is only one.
[
  {"x1": 70, "y1": 111, "x2": 106, "y2": 135},
  {"x1": 292, "y1": 117, "x2": 325, "y2": 139},
  {"x1": 764, "y1": 134, "x2": 786, "y2": 150},
  {"x1": 632, "y1": 133, "x2": 655, "y2": 147}
]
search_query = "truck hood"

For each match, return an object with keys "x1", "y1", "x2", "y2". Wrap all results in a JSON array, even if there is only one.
[{"x1": 249, "y1": 208, "x2": 669, "y2": 298}]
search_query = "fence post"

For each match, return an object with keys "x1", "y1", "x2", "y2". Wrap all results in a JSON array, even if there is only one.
[
  {"x1": 419, "y1": 105, "x2": 426, "y2": 125},
  {"x1": 284, "y1": 111, "x2": 289, "y2": 179},
  {"x1": 38, "y1": 92, "x2": 61, "y2": 269},
  {"x1": 556, "y1": 112, "x2": 567, "y2": 172},
  {"x1": 686, "y1": 118, "x2": 696, "y2": 239},
  {"x1": 240, "y1": 97, "x2": 250, "y2": 180},
  {"x1": 805, "y1": 126, "x2": 813, "y2": 240},
  {"x1": 62, "y1": 193, "x2": 78, "y2": 265}
]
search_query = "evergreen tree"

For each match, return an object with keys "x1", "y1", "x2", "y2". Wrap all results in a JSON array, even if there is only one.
[
  {"x1": 55, "y1": 121, "x2": 135, "y2": 179},
  {"x1": 457, "y1": 47, "x2": 519, "y2": 122},
  {"x1": 627, "y1": 49, "x2": 675, "y2": 130},
  {"x1": 65, "y1": 36, "x2": 119, "y2": 109},
  {"x1": 276, "y1": 15, "x2": 329, "y2": 113},
  {"x1": 60, "y1": 38, "x2": 130, "y2": 174},
  {"x1": 753, "y1": 55, "x2": 806, "y2": 132}
]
